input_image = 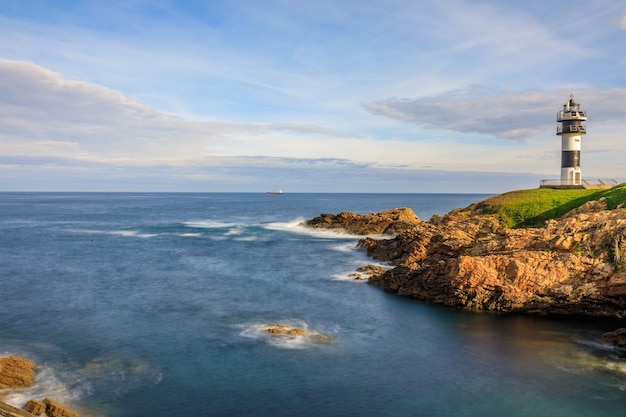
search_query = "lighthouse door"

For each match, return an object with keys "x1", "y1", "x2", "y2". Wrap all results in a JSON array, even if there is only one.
[{"x1": 574, "y1": 172, "x2": 581, "y2": 185}]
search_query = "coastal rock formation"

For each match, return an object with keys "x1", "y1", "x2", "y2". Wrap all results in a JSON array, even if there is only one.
[
  {"x1": 304, "y1": 208, "x2": 420, "y2": 235},
  {"x1": 40, "y1": 398, "x2": 80, "y2": 417},
  {"x1": 22, "y1": 400, "x2": 46, "y2": 415},
  {"x1": 262, "y1": 323, "x2": 334, "y2": 342},
  {"x1": 0, "y1": 357, "x2": 80, "y2": 417},
  {"x1": 306, "y1": 199, "x2": 626, "y2": 317},
  {"x1": 0, "y1": 357, "x2": 36, "y2": 389},
  {"x1": 20, "y1": 398, "x2": 80, "y2": 417},
  {"x1": 0, "y1": 398, "x2": 81, "y2": 417},
  {"x1": 348, "y1": 265, "x2": 387, "y2": 281}
]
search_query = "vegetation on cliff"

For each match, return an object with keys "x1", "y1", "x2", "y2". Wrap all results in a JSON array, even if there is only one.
[{"x1": 467, "y1": 183, "x2": 626, "y2": 228}]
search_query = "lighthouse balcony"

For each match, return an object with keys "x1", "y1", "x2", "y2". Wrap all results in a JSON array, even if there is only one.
[
  {"x1": 557, "y1": 110, "x2": 587, "y2": 121},
  {"x1": 557, "y1": 124, "x2": 586, "y2": 134}
]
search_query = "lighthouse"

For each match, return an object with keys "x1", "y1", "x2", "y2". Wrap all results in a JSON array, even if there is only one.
[{"x1": 556, "y1": 96, "x2": 586, "y2": 186}]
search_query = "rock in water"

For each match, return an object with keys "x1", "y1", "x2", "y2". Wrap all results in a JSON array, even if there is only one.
[
  {"x1": 348, "y1": 264, "x2": 387, "y2": 280},
  {"x1": 23, "y1": 400, "x2": 46, "y2": 415},
  {"x1": 304, "y1": 208, "x2": 420, "y2": 235},
  {"x1": 602, "y1": 328, "x2": 626, "y2": 348},
  {"x1": 263, "y1": 323, "x2": 334, "y2": 342},
  {"x1": 0, "y1": 356, "x2": 36, "y2": 389},
  {"x1": 42, "y1": 398, "x2": 81, "y2": 417}
]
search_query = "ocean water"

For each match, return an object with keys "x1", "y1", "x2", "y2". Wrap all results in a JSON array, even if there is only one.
[{"x1": 0, "y1": 192, "x2": 625, "y2": 417}]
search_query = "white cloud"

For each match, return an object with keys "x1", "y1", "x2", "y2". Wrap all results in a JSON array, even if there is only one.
[
  {"x1": 3, "y1": 58, "x2": 623, "y2": 191},
  {"x1": 0, "y1": 59, "x2": 292, "y2": 162}
]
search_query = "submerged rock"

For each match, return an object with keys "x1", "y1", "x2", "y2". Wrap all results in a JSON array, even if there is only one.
[
  {"x1": 262, "y1": 323, "x2": 334, "y2": 342},
  {"x1": 602, "y1": 328, "x2": 626, "y2": 348}
]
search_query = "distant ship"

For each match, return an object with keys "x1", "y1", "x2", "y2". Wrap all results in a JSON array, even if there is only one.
[{"x1": 266, "y1": 189, "x2": 283, "y2": 196}]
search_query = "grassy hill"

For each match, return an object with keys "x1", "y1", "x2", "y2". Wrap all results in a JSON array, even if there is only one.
[{"x1": 467, "y1": 183, "x2": 626, "y2": 228}]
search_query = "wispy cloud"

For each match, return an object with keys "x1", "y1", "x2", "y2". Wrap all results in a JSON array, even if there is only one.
[
  {"x1": 0, "y1": 59, "x2": 309, "y2": 162},
  {"x1": 364, "y1": 87, "x2": 626, "y2": 141},
  {"x1": 1, "y1": 0, "x2": 625, "y2": 192}
]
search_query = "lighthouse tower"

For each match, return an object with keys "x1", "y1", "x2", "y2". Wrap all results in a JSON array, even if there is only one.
[{"x1": 556, "y1": 96, "x2": 586, "y2": 186}]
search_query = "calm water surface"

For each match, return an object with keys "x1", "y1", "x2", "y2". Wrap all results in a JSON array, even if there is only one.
[{"x1": 0, "y1": 193, "x2": 624, "y2": 416}]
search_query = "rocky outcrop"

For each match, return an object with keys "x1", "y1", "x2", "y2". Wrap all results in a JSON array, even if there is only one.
[
  {"x1": 18, "y1": 399, "x2": 80, "y2": 417},
  {"x1": 0, "y1": 357, "x2": 80, "y2": 417},
  {"x1": 306, "y1": 199, "x2": 626, "y2": 317},
  {"x1": 0, "y1": 402, "x2": 33, "y2": 417},
  {"x1": 0, "y1": 357, "x2": 35, "y2": 389},
  {"x1": 348, "y1": 265, "x2": 387, "y2": 281},
  {"x1": 39, "y1": 398, "x2": 80, "y2": 417},
  {"x1": 304, "y1": 208, "x2": 420, "y2": 235}
]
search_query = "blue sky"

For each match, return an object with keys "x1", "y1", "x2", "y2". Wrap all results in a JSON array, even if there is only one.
[{"x1": 1, "y1": 0, "x2": 625, "y2": 192}]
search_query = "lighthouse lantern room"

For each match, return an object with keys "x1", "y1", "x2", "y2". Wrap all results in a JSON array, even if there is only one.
[{"x1": 556, "y1": 96, "x2": 586, "y2": 186}]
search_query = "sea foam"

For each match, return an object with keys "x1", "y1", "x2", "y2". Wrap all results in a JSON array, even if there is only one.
[
  {"x1": 263, "y1": 218, "x2": 368, "y2": 240},
  {"x1": 183, "y1": 220, "x2": 239, "y2": 229},
  {"x1": 67, "y1": 229, "x2": 158, "y2": 238},
  {"x1": 1, "y1": 365, "x2": 88, "y2": 411}
]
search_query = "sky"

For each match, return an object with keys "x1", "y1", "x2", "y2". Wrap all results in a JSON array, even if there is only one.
[{"x1": 1, "y1": 0, "x2": 625, "y2": 193}]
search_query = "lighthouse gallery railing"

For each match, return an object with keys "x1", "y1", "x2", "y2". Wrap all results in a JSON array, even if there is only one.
[
  {"x1": 540, "y1": 179, "x2": 617, "y2": 188},
  {"x1": 556, "y1": 110, "x2": 587, "y2": 121},
  {"x1": 556, "y1": 125, "x2": 586, "y2": 134}
]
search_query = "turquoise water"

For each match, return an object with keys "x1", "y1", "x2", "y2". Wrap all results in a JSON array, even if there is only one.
[{"x1": 0, "y1": 193, "x2": 625, "y2": 416}]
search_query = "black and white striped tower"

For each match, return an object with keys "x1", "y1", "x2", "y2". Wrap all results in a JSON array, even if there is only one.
[{"x1": 556, "y1": 95, "x2": 586, "y2": 186}]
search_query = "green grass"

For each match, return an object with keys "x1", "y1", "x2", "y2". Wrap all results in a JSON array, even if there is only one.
[{"x1": 467, "y1": 183, "x2": 626, "y2": 228}]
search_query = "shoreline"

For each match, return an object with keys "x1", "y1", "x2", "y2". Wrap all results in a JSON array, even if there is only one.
[
  {"x1": 305, "y1": 200, "x2": 626, "y2": 319},
  {"x1": 0, "y1": 357, "x2": 81, "y2": 417}
]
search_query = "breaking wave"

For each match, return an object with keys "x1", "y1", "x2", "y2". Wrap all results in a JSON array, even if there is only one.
[{"x1": 1, "y1": 365, "x2": 88, "y2": 413}]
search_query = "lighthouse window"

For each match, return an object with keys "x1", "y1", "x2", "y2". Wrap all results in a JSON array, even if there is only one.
[{"x1": 571, "y1": 111, "x2": 577, "y2": 116}]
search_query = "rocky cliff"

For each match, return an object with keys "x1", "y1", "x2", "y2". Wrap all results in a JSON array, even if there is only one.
[{"x1": 305, "y1": 199, "x2": 626, "y2": 317}]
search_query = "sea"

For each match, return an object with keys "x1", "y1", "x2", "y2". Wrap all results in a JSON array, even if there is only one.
[{"x1": 1, "y1": 192, "x2": 625, "y2": 417}]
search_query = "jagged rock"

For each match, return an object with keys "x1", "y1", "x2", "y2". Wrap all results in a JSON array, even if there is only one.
[
  {"x1": 262, "y1": 323, "x2": 334, "y2": 342},
  {"x1": 42, "y1": 398, "x2": 80, "y2": 417},
  {"x1": 18, "y1": 398, "x2": 80, "y2": 417},
  {"x1": 348, "y1": 264, "x2": 387, "y2": 280},
  {"x1": 0, "y1": 401, "x2": 33, "y2": 417},
  {"x1": 23, "y1": 400, "x2": 46, "y2": 415},
  {"x1": 304, "y1": 208, "x2": 420, "y2": 235},
  {"x1": 306, "y1": 200, "x2": 626, "y2": 317},
  {"x1": 0, "y1": 357, "x2": 36, "y2": 389}
]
